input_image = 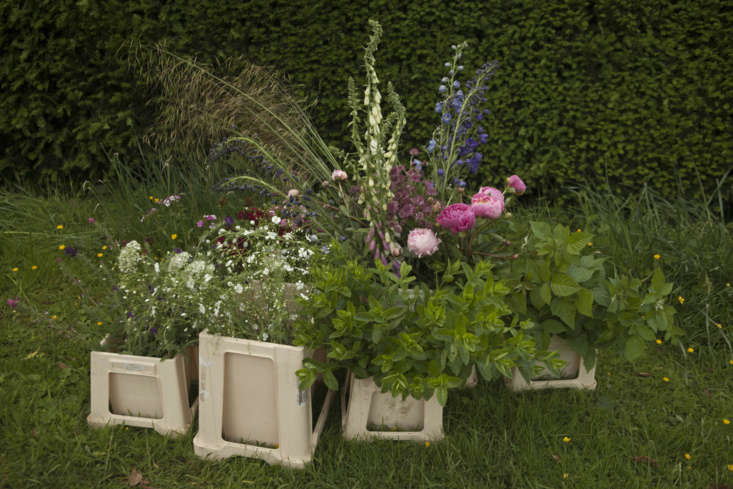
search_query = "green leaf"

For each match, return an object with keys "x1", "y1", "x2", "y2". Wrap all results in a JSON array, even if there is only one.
[
  {"x1": 576, "y1": 288, "x2": 594, "y2": 317},
  {"x1": 566, "y1": 231, "x2": 590, "y2": 255},
  {"x1": 651, "y1": 266, "x2": 665, "y2": 292},
  {"x1": 647, "y1": 309, "x2": 668, "y2": 331},
  {"x1": 541, "y1": 319, "x2": 568, "y2": 334},
  {"x1": 435, "y1": 386, "x2": 448, "y2": 406},
  {"x1": 636, "y1": 324, "x2": 656, "y2": 341},
  {"x1": 530, "y1": 221, "x2": 552, "y2": 241},
  {"x1": 551, "y1": 273, "x2": 581, "y2": 297},
  {"x1": 537, "y1": 259, "x2": 551, "y2": 283},
  {"x1": 567, "y1": 264, "x2": 594, "y2": 283},
  {"x1": 530, "y1": 286, "x2": 547, "y2": 310},
  {"x1": 551, "y1": 297, "x2": 576, "y2": 328},
  {"x1": 296, "y1": 368, "x2": 317, "y2": 390},
  {"x1": 506, "y1": 291, "x2": 527, "y2": 315},
  {"x1": 593, "y1": 285, "x2": 611, "y2": 307},
  {"x1": 624, "y1": 336, "x2": 646, "y2": 361},
  {"x1": 539, "y1": 282, "x2": 552, "y2": 305},
  {"x1": 322, "y1": 369, "x2": 339, "y2": 391}
]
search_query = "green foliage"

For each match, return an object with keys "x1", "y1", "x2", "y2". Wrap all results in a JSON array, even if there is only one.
[
  {"x1": 3, "y1": 1, "x2": 730, "y2": 204},
  {"x1": 501, "y1": 221, "x2": 684, "y2": 366},
  {"x1": 294, "y1": 244, "x2": 549, "y2": 405}
]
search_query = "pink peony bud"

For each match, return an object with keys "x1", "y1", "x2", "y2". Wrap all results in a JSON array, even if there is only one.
[
  {"x1": 331, "y1": 169, "x2": 348, "y2": 181},
  {"x1": 407, "y1": 228, "x2": 441, "y2": 257},
  {"x1": 507, "y1": 175, "x2": 526, "y2": 195},
  {"x1": 436, "y1": 203, "x2": 476, "y2": 234}
]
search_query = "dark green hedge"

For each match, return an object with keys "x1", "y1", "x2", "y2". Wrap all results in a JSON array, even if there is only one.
[{"x1": 1, "y1": 0, "x2": 730, "y2": 204}]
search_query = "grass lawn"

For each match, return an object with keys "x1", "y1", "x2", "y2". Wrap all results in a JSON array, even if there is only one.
[{"x1": 1, "y1": 173, "x2": 731, "y2": 488}]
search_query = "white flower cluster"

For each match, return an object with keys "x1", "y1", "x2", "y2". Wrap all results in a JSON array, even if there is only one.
[{"x1": 118, "y1": 240, "x2": 142, "y2": 274}]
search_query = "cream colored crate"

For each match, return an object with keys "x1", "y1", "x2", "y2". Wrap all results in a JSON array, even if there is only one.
[
  {"x1": 506, "y1": 336, "x2": 597, "y2": 391},
  {"x1": 341, "y1": 372, "x2": 444, "y2": 442},
  {"x1": 87, "y1": 348, "x2": 197, "y2": 437},
  {"x1": 193, "y1": 331, "x2": 334, "y2": 469}
]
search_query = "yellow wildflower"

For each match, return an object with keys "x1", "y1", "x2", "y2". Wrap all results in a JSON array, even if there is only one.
[
  {"x1": 97, "y1": 253, "x2": 103, "y2": 258},
  {"x1": 687, "y1": 347, "x2": 694, "y2": 353},
  {"x1": 12, "y1": 267, "x2": 18, "y2": 272},
  {"x1": 171, "y1": 233, "x2": 178, "y2": 240},
  {"x1": 425, "y1": 441, "x2": 430, "y2": 447},
  {"x1": 653, "y1": 254, "x2": 661, "y2": 260},
  {"x1": 656, "y1": 339, "x2": 662, "y2": 345},
  {"x1": 563, "y1": 473, "x2": 569, "y2": 479},
  {"x1": 562, "y1": 436, "x2": 571, "y2": 443},
  {"x1": 102, "y1": 245, "x2": 107, "y2": 250},
  {"x1": 31, "y1": 265, "x2": 38, "y2": 270},
  {"x1": 678, "y1": 296, "x2": 685, "y2": 304},
  {"x1": 97, "y1": 321, "x2": 103, "y2": 326},
  {"x1": 587, "y1": 242, "x2": 593, "y2": 247},
  {"x1": 56, "y1": 224, "x2": 63, "y2": 230},
  {"x1": 58, "y1": 244, "x2": 65, "y2": 251},
  {"x1": 51, "y1": 315, "x2": 57, "y2": 320},
  {"x1": 717, "y1": 323, "x2": 722, "y2": 329},
  {"x1": 724, "y1": 419, "x2": 730, "y2": 425},
  {"x1": 684, "y1": 453, "x2": 691, "y2": 460},
  {"x1": 663, "y1": 377, "x2": 670, "y2": 382}
]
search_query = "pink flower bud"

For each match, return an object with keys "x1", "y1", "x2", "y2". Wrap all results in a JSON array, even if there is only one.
[
  {"x1": 331, "y1": 169, "x2": 348, "y2": 181},
  {"x1": 507, "y1": 175, "x2": 526, "y2": 195}
]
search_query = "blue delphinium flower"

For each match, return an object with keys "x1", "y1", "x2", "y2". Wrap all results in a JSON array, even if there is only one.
[
  {"x1": 439, "y1": 85, "x2": 447, "y2": 93},
  {"x1": 427, "y1": 139, "x2": 436, "y2": 153},
  {"x1": 435, "y1": 101, "x2": 443, "y2": 113},
  {"x1": 441, "y1": 112, "x2": 452, "y2": 124}
]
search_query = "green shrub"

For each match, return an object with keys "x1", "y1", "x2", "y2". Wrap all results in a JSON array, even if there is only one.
[{"x1": 1, "y1": 0, "x2": 730, "y2": 206}]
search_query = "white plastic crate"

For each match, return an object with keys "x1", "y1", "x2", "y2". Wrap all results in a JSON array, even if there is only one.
[
  {"x1": 505, "y1": 336, "x2": 597, "y2": 391},
  {"x1": 87, "y1": 348, "x2": 197, "y2": 437},
  {"x1": 193, "y1": 331, "x2": 334, "y2": 469},
  {"x1": 341, "y1": 372, "x2": 444, "y2": 442}
]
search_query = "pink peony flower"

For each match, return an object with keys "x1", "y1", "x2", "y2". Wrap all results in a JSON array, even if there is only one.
[
  {"x1": 436, "y1": 203, "x2": 476, "y2": 234},
  {"x1": 407, "y1": 228, "x2": 441, "y2": 257},
  {"x1": 331, "y1": 169, "x2": 348, "y2": 181},
  {"x1": 507, "y1": 175, "x2": 526, "y2": 195},
  {"x1": 471, "y1": 189, "x2": 504, "y2": 219},
  {"x1": 478, "y1": 186, "x2": 504, "y2": 201}
]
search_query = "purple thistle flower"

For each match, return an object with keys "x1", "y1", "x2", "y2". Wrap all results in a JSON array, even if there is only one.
[{"x1": 7, "y1": 297, "x2": 19, "y2": 308}]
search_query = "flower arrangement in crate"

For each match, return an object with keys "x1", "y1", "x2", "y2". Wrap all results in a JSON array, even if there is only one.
[
  {"x1": 289, "y1": 21, "x2": 559, "y2": 404},
  {"x1": 207, "y1": 20, "x2": 682, "y2": 399},
  {"x1": 99, "y1": 199, "x2": 323, "y2": 356}
]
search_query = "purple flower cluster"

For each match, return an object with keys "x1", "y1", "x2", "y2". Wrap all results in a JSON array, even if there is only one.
[
  {"x1": 386, "y1": 165, "x2": 441, "y2": 238},
  {"x1": 430, "y1": 60, "x2": 497, "y2": 178}
]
